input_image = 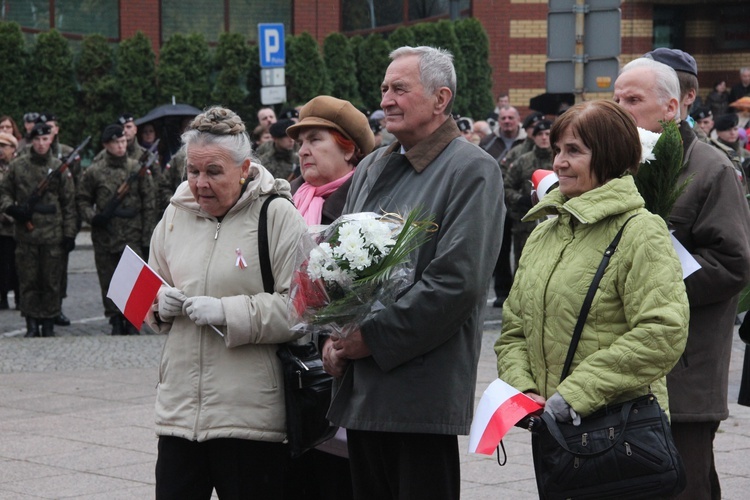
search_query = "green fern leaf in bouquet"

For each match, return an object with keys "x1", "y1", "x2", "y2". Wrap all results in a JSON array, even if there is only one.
[{"x1": 633, "y1": 120, "x2": 691, "y2": 223}]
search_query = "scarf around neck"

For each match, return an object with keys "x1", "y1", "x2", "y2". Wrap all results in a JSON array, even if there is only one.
[{"x1": 293, "y1": 169, "x2": 354, "y2": 226}]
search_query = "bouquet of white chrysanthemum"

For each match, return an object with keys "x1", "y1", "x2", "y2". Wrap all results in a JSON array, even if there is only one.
[{"x1": 289, "y1": 209, "x2": 435, "y2": 338}]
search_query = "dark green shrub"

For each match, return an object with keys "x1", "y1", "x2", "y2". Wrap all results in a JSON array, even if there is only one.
[
  {"x1": 323, "y1": 32, "x2": 360, "y2": 106},
  {"x1": 356, "y1": 34, "x2": 391, "y2": 112},
  {"x1": 286, "y1": 32, "x2": 330, "y2": 104},
  {"x1": 0, "y1": 22, "x2": 29, "y2": 124},
  {"x1": 30, "y1": 29, "x2": 78, "y2": 145},
  {"x1": 157, "y1": 33, "x2": 212, "y2": 108},
  {"x1": 212, "y1": 32, "x2": 252, "y2": 116},
  {"x1": 455, "y1": 18, "x2": 494, "y2": 118},
  {"x1": 244, "y1": 44, "x2": 262, "y2": 125},
  {"x1": 386, "y1": 26, "x2": 416, "y2": 50},
  {"x1": 117, "y1": 31, "x2": 158, "y2": 118},
  {"x1": 433, "y1": 20, "x2": 468, "y2": 117}
]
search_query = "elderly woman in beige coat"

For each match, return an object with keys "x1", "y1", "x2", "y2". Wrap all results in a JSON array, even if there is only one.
[{"x1": 146, "y1": 106, "x2": 307, "y2": 499}]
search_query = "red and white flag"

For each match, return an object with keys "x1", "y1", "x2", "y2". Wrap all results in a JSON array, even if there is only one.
[
  {"x1": 468, "y1": 378, "x2": 543, "y2": 455},
  {"x1": 107, "y1": 246, "x2": 164, "y2": 328}
]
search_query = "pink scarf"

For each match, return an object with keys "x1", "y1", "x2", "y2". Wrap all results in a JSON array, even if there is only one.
[{"x1": 293, "y1": 170, "x2": 354, "y2": 226}]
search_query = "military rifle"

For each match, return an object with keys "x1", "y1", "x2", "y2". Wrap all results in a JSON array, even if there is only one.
[
  {"x1": 24, "y1": 136, "x2": 91, "y2": 232},
  {"x1": 96, "y1": 139, "x2": 160, "y2": 222}
]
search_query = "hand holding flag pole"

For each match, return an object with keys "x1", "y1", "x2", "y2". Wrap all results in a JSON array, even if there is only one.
[
  {"x1": 468, "y1": 378, "x2": 544, "y2": 455},
  {"x1": 107, "y1": 246, "x2": 225, "y2": 337}
]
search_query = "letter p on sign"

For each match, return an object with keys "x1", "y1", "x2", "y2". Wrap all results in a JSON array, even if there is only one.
[{"x1": 258, "y1": 23, "x2": 285, "y2": 68}]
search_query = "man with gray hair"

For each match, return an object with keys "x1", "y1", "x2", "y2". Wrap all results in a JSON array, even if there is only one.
[
  {"x1": 322, "y1": 46, "x2": 504, "y2": 499},
  {"x1": 729, "y1": 66, "x2": 750, "y2": 104},
  {"x1": 615, "y1": 57, "x2": 750, "y2": 500}
]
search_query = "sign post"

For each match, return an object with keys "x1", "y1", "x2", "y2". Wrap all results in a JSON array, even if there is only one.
[
  {"x1": 546, "y1": 0, "x2": 621, "y2": 100},
  {"x1": 258, "y1": 23, "x2": 287, "y2": 105}
]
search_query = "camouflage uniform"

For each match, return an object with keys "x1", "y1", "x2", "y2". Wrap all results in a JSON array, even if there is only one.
[
  {"x1": 0, "y1": 149, "x2": 76, "y2": 319},
  {"x1": 0, "y1": 159, "x2": 19, "y2": 307},
  {"x1": 501, "y1": 137, "x2": 534, "y2": 176},
  {"x1": 505, "y1": 145, "x2": 553, "y2": 266},
  {"x1": 157, "y1": 149, "x2": 185, "y2": 214},
  {"x1": 259, "y1": 143, "x2": 298, "y2": 180},
  {"x1": 693, "y1": 123, "x2": 749, "y2": 194},
  {"x1": 77, "y1": 151, "x2": 156, "y2": 319}
]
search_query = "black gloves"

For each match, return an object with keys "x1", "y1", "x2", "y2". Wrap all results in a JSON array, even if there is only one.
[
  {"x1": 63, "y1": 237, "x2": 76, "y2": 253},
  {"x1": 5, "y1": 205, "x2": 32, "y2": 223},
  {"x1": 91, "y1": 214, "x2": 109, "y2": 228}
]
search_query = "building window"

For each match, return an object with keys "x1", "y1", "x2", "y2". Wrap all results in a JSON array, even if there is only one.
[
  {"x1": 1, "y1": 0, "x2": 119, "y2": 38},
  {"x1": 161, "y1": 0, "x2": 292, "y2": 44},
  {"x1": 653, "y1": 6, "x2": 684, "y2": 49},
  {"x1": 342, "y1": 0, "x2": 470, "y2": 32}
]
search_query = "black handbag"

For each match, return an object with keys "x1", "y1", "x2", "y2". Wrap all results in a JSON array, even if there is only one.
[
  {"x1": 532, "y1": 215, "x2": 686, "y2": 499},
  {"x1": 257, "y1": 195, "x2": 336, "y2": 458}
]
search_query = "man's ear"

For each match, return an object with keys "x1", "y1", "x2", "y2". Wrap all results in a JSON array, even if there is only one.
[
  {"x1": 665, "y1": 97, "x2": 680, "y2": 122},
  {"x1": 435, "y1": 87, "x2": 452, "y2": 115},
  {"x1": 683, "y1": 88, "x2": 697, "y2": 108}
]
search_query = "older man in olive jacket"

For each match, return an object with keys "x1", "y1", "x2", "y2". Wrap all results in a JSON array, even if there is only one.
[{"x1": 323, "y1": 46, "x2": 504, "y2": 500}]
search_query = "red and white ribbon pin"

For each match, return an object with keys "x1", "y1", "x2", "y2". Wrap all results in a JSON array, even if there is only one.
[{"x1": 235, "y1": 248, "x2": 247, "y2": 269}]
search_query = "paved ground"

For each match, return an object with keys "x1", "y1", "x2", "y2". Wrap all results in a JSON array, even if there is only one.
[{"x1": 0, "y1": 231, "x2": 748, "y2": 498}]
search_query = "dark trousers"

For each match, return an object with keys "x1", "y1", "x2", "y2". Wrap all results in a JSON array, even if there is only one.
[
  {"x1": 346, "y1": 430, "x2": 460, "y2": 500},
  {"x1": 0, "y1": 235, "x2": 18, "y2": 298},
  {"x1": 739, "y1": 345, "x2": 750, "y2": 407},
  {"x1": 155, "y1": 436, "x2": 288, "y2": 500},
  {"x1": 671, "y1": 421, "x2": 721, "y2": 500},
  {"x1": 493, "y1": 214, "x2": 513, "y2": 299}
]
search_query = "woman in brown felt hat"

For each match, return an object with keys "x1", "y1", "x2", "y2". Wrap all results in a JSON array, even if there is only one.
[{"x1": 286, "y1": 95, "x2": 375, "y2": 228}]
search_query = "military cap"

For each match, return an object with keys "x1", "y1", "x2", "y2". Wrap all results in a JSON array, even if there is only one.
[
  {"x1": 269, "y1": 119, "x2": 295, "y2": 138},
  {"x1": 28, "y1": 123, "x2": 52, "y2": 140},
  {"x1": 690, "y1": 107, "x2": 712, "y2": 121},
  {"x1": 522, "y1": 111, "x2": 545, "y2": 130},
  {"x1": 101, "y1": 124, "x2": 125, "y2": 143},
  {"x1": 533, "y1": 120, "x2": 552, "y2": 136},
  {"x1": 644, "y1": 48, "x2": 698, "y2": 76},
  {"x1": 714, "y1": 113, "x2": 738, "y2": 132},
  {"x1": 368, "y1": 118, "x2": 382, "y2": 135},
  {"x1": 36, "y1": 111, "x2": 57, "y2": 124},
  {"x1": 456, "y1": 117, "x2": 473, "y2": 133},
  {"x1": 287, "y1": 96, "x2": 375, "y2": 155},
  {"x1": 23, "y1": 112, "x2": 39, "y2": 123},
  {"x1": 118, "y1": 113, "x2": 135, "y2": 125},
  {"x1": 279, "y1": 108, "x2": 299, "y2": 120}
]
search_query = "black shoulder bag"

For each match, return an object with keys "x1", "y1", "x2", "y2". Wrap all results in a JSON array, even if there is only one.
[
  {"x1": 531, "y1": 215, "x2": 687, "y2": 499},
  {"x1": 258, "y1": 194, "x2": 337, "y2": 458}
]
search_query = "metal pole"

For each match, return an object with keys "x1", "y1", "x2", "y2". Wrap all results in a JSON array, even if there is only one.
[{"x1": 574, "y1": 0, "x2": 586, "y2": 103}]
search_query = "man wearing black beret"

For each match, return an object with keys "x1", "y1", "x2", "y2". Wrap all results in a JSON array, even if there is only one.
[
  {"x1": 0, "y1": 122, "x2": 77, "y2": 337},
  {"x1": 76, "y1": 124, "x2": 156, "y2": 335},
  {"x1": 715, "y1": 113, "x2": 749, "y2": 163},
  {"x1": 690, "y1": 107, "x2": 714, "y2": 136},
  {"x1": 258, "y1": 118, "x2": 298, "y2": 180}
]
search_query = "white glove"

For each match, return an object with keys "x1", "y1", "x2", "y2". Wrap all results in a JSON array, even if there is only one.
[
  {"x1": 157, "y1": 287, "x2": 187, "y2": 320},
  {"x1": 544, "y1": 392, "x2": 581, "y2": 426},
  {"x1": 183, "y1": 296, "x2": 226, "y2": 326}
]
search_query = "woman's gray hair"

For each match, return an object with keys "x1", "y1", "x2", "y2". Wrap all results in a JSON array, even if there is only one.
[
  {"x1": 389, "y1": 46, "x2": 456, "y2": 115},
  {"x1": 620, "y1": 58, "x2": 682, "y2": 121},
  {"x1": 181, "y1": 106, "x2": 254, "y2": 166}
]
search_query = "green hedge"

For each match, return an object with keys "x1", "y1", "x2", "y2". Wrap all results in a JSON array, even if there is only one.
[{"x1": 0, "y1": 19, "x2": 493, "y2": 140}]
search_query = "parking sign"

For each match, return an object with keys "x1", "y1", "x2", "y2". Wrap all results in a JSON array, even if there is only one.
[{"x1": 258, "y1": 23, "x2": 285, "y2": 68}]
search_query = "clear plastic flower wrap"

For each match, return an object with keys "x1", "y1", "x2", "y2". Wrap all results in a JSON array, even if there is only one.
[{"x1": 288, "y1": 209, "x2": 435, "y2": 338}]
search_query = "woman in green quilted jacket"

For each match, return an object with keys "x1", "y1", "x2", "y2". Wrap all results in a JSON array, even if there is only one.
[{"x1": 495, "y1": 100, "x2": 689, "y2": 425}]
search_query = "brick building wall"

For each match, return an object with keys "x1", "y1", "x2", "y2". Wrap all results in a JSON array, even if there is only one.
[{"x1": 120, "y1": 1, "x2": 160, "y2": 56}]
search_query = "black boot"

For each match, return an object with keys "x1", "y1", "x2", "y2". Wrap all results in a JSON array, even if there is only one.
[
  {"x1": 24, "y1": 317, "x2": 40, "y2": 338},
  {"x1": 55, "y1": 311, "x2": 71, "y2": 326},
  {"x1": 41, "y1": 318, "x2": 55, "y2": 337},
  {"x1": 110, "y1": 315, "x2": 125, "y2": 335}
]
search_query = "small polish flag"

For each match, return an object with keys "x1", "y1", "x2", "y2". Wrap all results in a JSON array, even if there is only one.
[
  {"x1": 107, "y1": 246, "x2": 165, "y2": 328},
  {"x1": 468, "y1": 379, "x2": 543, "y2": 455},
  {"x1": 530, "y1": 169, "x2": 559, "y2": 205}
]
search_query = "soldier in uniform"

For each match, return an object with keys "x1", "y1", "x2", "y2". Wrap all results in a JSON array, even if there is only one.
[
  {"x1": 0, "y1": 123, "x2": 77, "y2": 337},
  {"x1": 157, "y1": 148, "x2": 185, "y2": 215},
  {"x1": 258, "y1": 119, "x2": 298, "y2": 180},
  {"x1": 504, "y1": 120, "x2": 553, "y2": 268},
  {"x1": 34, "y1": 112, "x2": 82, "y2": 327},
  {"x1": 77, "y1": 124, "x2": 156, "y2": 335}
]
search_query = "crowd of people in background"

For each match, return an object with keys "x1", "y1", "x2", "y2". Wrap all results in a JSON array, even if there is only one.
[{"x1": 1, "y1": 44, "x2": 750, "y2": 500}]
